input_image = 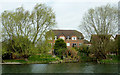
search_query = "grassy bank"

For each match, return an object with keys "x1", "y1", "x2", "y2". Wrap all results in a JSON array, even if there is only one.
[
  {"x1": 99, "y1": 55, "x2": 119, "y2": 64},
  {"x1": 3, "y1": 54, "x2": 60, "y2": 64}
]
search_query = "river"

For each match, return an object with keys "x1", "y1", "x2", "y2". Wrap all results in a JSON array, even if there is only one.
[{"x1": 2, "y1": 63, "x2": 118, "y2": 73}]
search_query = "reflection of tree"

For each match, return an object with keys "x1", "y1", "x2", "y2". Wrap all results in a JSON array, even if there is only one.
[{"x1": 2, "y1": 64, "x2": 33, "y2": 73}]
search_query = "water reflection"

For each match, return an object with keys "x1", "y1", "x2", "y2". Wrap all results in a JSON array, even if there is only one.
[
  {"x1": 2, "y1": 63, "x2": 118, "y2": 73},
  {"x1": 31, "y1": 64, "x2": 48, "y2": 73}
]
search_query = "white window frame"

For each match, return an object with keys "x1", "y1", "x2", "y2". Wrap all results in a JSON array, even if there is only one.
[
  {"x1": 72, "y1": 37, "x2": 77, "y2": 40},
  {"x1": 60, "y1": 36, "x2": 65, "y2": 40},
  {"x1": 55, "y1": 36, "x2": 57, "y2": 40},
  {"x1": 67, "y1": 43, "x2": 70, "y2": 46}
]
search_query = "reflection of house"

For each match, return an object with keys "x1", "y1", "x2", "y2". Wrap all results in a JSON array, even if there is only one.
[{"x1": 48, "y1": 30, "x2": 85, "y2": 48}]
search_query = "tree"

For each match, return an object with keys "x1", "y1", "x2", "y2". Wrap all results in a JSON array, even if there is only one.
[
  {"x1": 54, "y1": 39, "x2": 67, "y2": 59},
  {"x1": 79, "y1": 4, "x2": 118, "y2": 60},
  {"x1": 1, "y1": 3, "x2": 56, "y2": 58},
  {"x1": 2, "y1": 36, "x2": 37, "y2": 59},
  {"x1": 31, "y1": 4, "x2": 56, "y2": 44},
  {"x1": 79, "y1": 4, "x2": 117, "y2": 38}
]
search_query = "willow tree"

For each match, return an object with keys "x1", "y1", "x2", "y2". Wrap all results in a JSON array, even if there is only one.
[
  {"x1": 1, "y1": 4, "x2": 56, "y2": 58},
  {"x1": 79, "y1": 4, "x2": 118, "y2": 60}
]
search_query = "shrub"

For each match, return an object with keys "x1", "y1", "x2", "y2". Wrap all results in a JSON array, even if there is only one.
[
  {"x1": 2, "y1": 36, "x2": 37, "y2": 59},
  {"x1": 77, "y1": 45, "x2": 90, "y2": 56},
  {"x1": 54, "y1": 39, "x2": 67, "y2": 58},
  {"x1": 65, "y1": 48, "x2": 78, "y2": 58}
]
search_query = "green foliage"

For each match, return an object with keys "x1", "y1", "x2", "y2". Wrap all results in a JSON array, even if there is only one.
[
  {"x1": 77, "y1": 45, "x2": 90, "y2": 56},
  {"x1": 99, "y1": 55, "x2": 119, "y2": 64},
  {"x1": 36, "y1": 40, "x2": 52, "y2": 54},
  {"x1": 99, "y1": 59, "x2": 118, "y2": 64},
  {"x1": 66, "y1": 48, "x2": 78, "y2": 58},
  {"x1": 3, "y1": 54, "x2": 57, "y2": 64},
  {"x1": 1, "y1": 3, "x2": 56, "y2": 59},
  {"x1": 2, "y1": 36, "x2": 38, "y2": 59},
  {"x1": 75, "y1": 45, "x2": 93, "y2": 62},
  {"x1": 54, "y1": 39, "x2": 67, "y2": 57},
  {"x1": 3, "y1": 59, "x2": 27, "y2": 63}
]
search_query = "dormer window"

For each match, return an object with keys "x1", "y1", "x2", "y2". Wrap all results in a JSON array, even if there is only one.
[
  {"x1": 67, "y1": 36, "x2": 70, "y2": 40},
  {"x1": 72, "y1": 36, "x2": 77, "y2": 40},
  {"x1": 55, "y1": 36, "x2": 57, "y2": 40}
]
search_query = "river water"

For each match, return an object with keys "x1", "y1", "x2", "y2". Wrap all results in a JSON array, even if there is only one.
[{"x1": 2, "y1": 63, "x2": 118, "y2": 73}]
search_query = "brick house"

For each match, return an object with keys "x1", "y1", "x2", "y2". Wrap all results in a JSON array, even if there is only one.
[
  {"x1": 47, "y1": 30, "x2": 85, "y2": 48},
  {"x1": 83, "y1": 39, "x2": 91, "y2": 47}
]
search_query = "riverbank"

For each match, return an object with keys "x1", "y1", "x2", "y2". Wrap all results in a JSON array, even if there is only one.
[
  {"x1": 98, "y1": 55, "x2": 119, "y2": 64},
  {"x1": 0, "y1": 62, "x2": 22, "y2": 64},
  {"x1": 2, "y1": 59, "x2": 119, "y2": 64},
  {"x1": 2, "y1": 58, "x2": 79, "y2": 64},
  {"x1": 2, "y1": 55, "x2": 119, "y2": 64},
  {"x1": 99, "y1": 59, "x2": 119, "y2": 64}
]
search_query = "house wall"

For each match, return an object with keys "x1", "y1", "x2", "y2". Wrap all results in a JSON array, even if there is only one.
[{"x1": 49, "y1": 35, "x2": 84, "y2": 48}]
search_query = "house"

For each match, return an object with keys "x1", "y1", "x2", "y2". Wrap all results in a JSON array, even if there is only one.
[
  {"x1": 47, "y1": 30, "x2": 85, "y2": 48},
  {"x1": 83, "y1": 39, "x2": 91, "y2": 47}
]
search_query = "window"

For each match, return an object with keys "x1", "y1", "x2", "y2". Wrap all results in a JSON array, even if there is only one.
[
  {"x1": 72, "y1": 37, "x2": 77, "y2": 40},
  {"x1": 67, "y1": 36, "x2": 70, "y2": 40},
  {"x1": 72, "y1": 43, "x2": 77, "y2": 47},
  {"x1": 48, "y1": 37, "x2": 52, "y2": 40},
  {"x1": 67, "y1": 43, "x2": 70, "y2": 46},
  {"x1": 60, "y1": 36, "x2": 65, "y2": 40},
  {"x1": 55, "y1": 36, "x2": 57, "y2": 40},
  {"x1": 79, "y1": 43, "x2": 82, "y2": 46}
]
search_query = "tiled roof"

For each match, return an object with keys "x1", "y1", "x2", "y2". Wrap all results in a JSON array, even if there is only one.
[
  {"x1": 84, "y1": 39, "x2": 91, "y2": 44},
  {"x1": 48, "y1": 30, "x2": 84, "y2": 39}
]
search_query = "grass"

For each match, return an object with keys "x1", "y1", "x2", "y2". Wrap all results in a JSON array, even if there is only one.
[
  {"x1": 99, "y1": 55, "x2": 119, "y2": 64},
  {"x1": 3, "y1": 54, "x2": 58, "y2": 64},
  {"x1": 99, "y1": 59, "x2": 118, "y2": 64},
  {"x1": 3, "y1": 59, "x2": 27, "y2": 64}
]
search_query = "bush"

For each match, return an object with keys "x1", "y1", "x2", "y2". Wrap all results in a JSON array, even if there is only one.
[
  {"x1": 65, "y1": 48, "x2": 78, "y2": 58},
  {"x1": 2, "y1": 36, "x2": 37, "y2": 59},
  {"x1": 54, "y1": 39, "x2": 67, "y2": 58},
  {"x1": 77, "y1": 45, "x2": 90, "y2": 56}
]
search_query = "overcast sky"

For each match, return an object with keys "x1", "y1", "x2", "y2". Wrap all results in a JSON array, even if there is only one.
[{"x1": 0, "y1": 0, "x2": 119, "y2": 40}]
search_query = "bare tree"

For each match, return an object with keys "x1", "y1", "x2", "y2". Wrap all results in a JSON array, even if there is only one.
[
  {"x1": 31, "y1": 4, "x2": 56, "y2": 44},
  {"x1": 79, "y1": 4, "x2": 118, "y2": 60},
  {"x1": 79, "y1": 4, "x2": 118, "y2": 39}
]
